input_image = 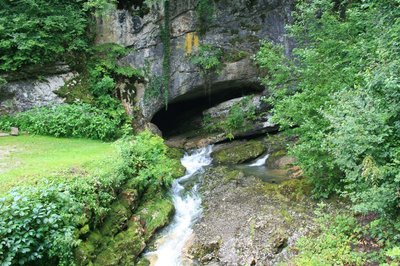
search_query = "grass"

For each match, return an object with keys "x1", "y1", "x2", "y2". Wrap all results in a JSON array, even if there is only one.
[{"x1": 0, "y1": 135, "x2": 116, "y2": 194}]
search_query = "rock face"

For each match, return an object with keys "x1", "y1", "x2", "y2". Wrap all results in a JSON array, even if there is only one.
[
  {"x1": 96, "y1": 0, "x2": 294, "y2": 123},
  {"x1": 0, "y1": 72, "x2": 73, "y2": 114}
]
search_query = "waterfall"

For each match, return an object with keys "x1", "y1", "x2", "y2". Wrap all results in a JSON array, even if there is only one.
[
  {"x1": 248, "y1": 154, "x2": 270, "y2": 167},
  {"x1": 146, "y1": 145, "x2": 213, "y2": 265}
]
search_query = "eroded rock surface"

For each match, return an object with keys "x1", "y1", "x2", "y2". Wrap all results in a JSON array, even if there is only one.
[{"x1": 0, "y1": 72, "x2": 74, "y2": 114}]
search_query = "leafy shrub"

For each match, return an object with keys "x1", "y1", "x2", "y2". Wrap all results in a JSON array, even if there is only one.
[
  {"x1": 196, "y1": 0, "x2": 215, "y2": 35},
  {"x1": 293, "y1": 205, "x2": 365, "y2": 265},
  {"x1": 0, "y1": 0, "x2": 121, "y2": 73},
  {"x1": 0, "y1": 0, "x2": 89, "y2": 72},
  {"x1": 203, "y1": 96, "x2": 257, "y2": 139},
  {"x1": 57, "y1": 44, "x2": 143, "y2": 127},
  {"x1": 0, "y1": 186, "x2": 79, "y2": 266},
  {"x1": 0, "y1": 104, "x2": 122, "y2": 140},
  {"x1": 255, "y1": 0, "x2": 400, "y2": 214},
  {"x1": 256, "y1": 1, "x2": 400, "y2": 259},
  {"x1": 118, "y1": 131, "x2": 176, "y2": 191},
  {"x1": 191, "y1": 44, "x2": 222, "y2": 73},
  {"x1": 0, "y1": 132, "x2": 179, "y2": 265}
]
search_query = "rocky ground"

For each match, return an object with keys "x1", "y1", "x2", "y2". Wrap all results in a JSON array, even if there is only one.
[
  {"x1": 179, "y1": 135, "x2": 319, "y2": 265},
  {"x1": 186, "y1": 166, "x2": 317, "y2": 266}
]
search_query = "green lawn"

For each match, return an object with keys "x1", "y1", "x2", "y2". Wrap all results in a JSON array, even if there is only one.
[{"x1": 0, "y1": 135, "x2": 116, "y2": 194}]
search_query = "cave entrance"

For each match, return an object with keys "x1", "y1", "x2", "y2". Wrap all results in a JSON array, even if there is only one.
[
  {"x1": 117, "y1": 0, "x2": 143, "y2": 10},
  {"x1": 151, "y1": 85, "x2": 262, "y2": 138}
]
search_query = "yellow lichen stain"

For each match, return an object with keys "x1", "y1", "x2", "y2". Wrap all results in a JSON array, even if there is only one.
[
  {"x1": 185, "y1": 33, "x2": 193, "y2": 55},
  {"x1": 184, "y1": 32, "x2": 199, "y2": 55},
  {"x1": 193, "y1": 34, "x2": 199, "y2": 49}
]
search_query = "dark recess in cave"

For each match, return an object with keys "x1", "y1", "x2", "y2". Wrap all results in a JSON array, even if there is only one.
[
  {"x1": 151, "y1": 86, "x2": 262, "y2": 138},
  {"x1": 117, "y1": 0, "x2": 142, "y2": 10},
  {"x1": 117, "y1": 0, "x2": 149, "y2": 17}
]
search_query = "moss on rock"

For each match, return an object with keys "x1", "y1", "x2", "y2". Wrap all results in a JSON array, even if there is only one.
[
  {"x1": 119, "y1": 188, "x2": 139, "y2": 211},
  {"x1": 100, "y1": 202, "x2": 131, "y2": 237},
  {"x1": 212, "y1": 140, "x2": 265, "y2": 164},
  {"x1": 74, "y1": 231, "x2": 105, "y2": 265},
  {"x1": 167, "y1": 147, "x2": 186, "y2": 178},
  {"x1": 137, "y1": 190, "x2": 174, "y2": 240},
  {"x1": 94, "y1": 218, "x2": 146, "y2": 266}
]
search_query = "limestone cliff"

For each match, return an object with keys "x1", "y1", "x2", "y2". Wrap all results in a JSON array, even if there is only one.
[{"x1": 96, "y1": 0, "x2": 294, "y2": 124}]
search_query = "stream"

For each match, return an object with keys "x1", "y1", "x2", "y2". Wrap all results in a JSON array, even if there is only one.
[
  {"x1": 146, "y1": 147, "x2": 289, "y2": 265},
  {"x1": 146, "y1": 145, "x2": 214, "y2": 265}
]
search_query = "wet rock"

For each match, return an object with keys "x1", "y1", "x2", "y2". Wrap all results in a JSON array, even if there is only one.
[
  {"x1": 190, "y1": 239, "x2": 221, "y2": 263},
  {"x1": 165, "y1": 133, "x2": 227, "y2": 149},
  {"x1": 74, "y1": 190, "x2": 174, "y2": 265},
  {"x1": 203, "y1": 95, "x2": 262, "y2": 119},
  {"x1": 267, "y1": 151, "x2": 296, "y2": 169},
  {"x1": 212, "y1": 140, "x2": 265, "y2": 164}
]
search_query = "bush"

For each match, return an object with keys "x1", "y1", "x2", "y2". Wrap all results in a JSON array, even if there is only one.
[
  {"x1": 202, "y1": 96, "x2": 257, "y2": 139},
  {"x1": 255, "y1": 0, "x2": 400, "y2": 214},
  {"x1": 118, "y1": 131, "x2": 176, "y2": 191},
  {"x1": 0, "y1": 132, "x2": 179, "y2": 265},
  {"x1": 191, "y1": 44, "x2": 222, "y2": 73},
  {"x1": 0, "y1": 0, "x2": 89, "y2": 72},
  {"x1": 0, "y1": 104, "x2": 122, "y2": 140},
  {"x1": 293, "y1": 205, "x2": 365, "y2": 265},
  {"x1": 0, "y1": 186, "x2": 80, "y2": 266}
]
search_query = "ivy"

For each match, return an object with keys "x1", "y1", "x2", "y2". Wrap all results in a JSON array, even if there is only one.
[
  {"x1": 196, "y1": 0, "x2": 215, "y2": 35},
  {"x1": 160, "y1": 0, "x2": 171, "y2": 109},
  {"x1": 190, "y1": 44, "x2": 223, "y2": 94}
]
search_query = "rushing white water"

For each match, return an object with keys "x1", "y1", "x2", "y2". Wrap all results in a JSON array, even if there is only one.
[
  {"x1": 146, "y1": 145, "x2": 213, "y2": 266},
  {"x1": 248, "y1": 154, "x2": 270, "y2": 167}
]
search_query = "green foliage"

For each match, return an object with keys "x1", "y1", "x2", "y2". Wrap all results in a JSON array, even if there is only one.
[
  {"x1": 293, "y1": 204, "x2": 365, "y2": 265},
  {"x1": 191, "y1": 44, "x2": 223, "y2": 73},
  {"x1": 191, "y1": 44, "x2": 223, "y2": 95},
  {"x1": 83, "y1": 0, "x2": 116, "y2": 16},
  {"x1": 255, "y1": 0, "x2": 400, "y2": 216},
  {"x1": 0, "y1": 104, "x2": 121, "y2": 140},
  {"x1": 0, "y1": 77, "x2": 6, "y2": 88},
  {"x1": 161, "y1": 0, "x2": 171, "y2": 108},
  {"x1": 144, "y1": 75, "x2": 163, "y2": 103},
  {"x1": 118, "y1": 131, "x2": 175, "y2": 191},
  {"x1": 57, "y1": 44, "x2": 142, "y2": 132},
  {"x1": 0, "y1": 132, "x2": 178, "y2": 265},
  {"x1": 203, "y1": 96, "x2": 256, "y2": 139},
  {"x1": 196, "y1": 0, "x2": 215, "y2": 35},
  {"x1": 224, "y1": 50, "x2": 249, "y2": 62},
  {"x1": 0, "y1": 185, "x2": 80, "y2": 266},
  {"x1": 385, "y1": 246, "x2": 400, "y2": 265},
  {"x1": 292, "y1": 203, "x2": 400, "y2": 265},
  {"x1": 0, "y1": 0, "x2": 89, "y2": 72}
]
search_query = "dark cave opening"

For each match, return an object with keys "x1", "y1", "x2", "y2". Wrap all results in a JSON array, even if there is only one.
[
  {"x1": 116, "y1": 0, "x2": 150, "y2": 17},
  {"x1": 117, "y1": 0, "x2": 143, "y2": 10},
  {"x1": 151, "y1": 85, "x2": 262, "y2": 138}
]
